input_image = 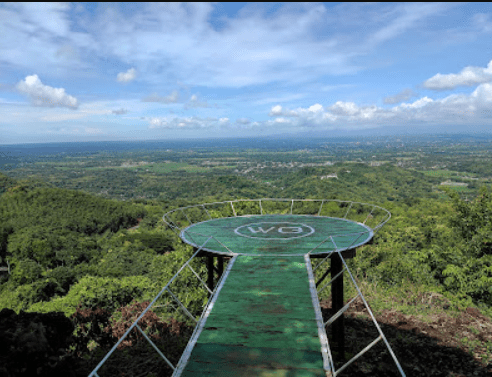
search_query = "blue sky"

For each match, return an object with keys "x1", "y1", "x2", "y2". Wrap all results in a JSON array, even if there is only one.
[{"x1": 1, "y1": 2, "x2": 492, "y2": 144}]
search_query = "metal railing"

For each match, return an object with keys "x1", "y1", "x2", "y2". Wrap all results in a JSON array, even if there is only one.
[
  {"x1": 88, "y1": 236, "x2": 230, "y2": 377},
  {"x1": 162, "y1": 198, "x2": 391, "y2": 256},
  {"x1": 89, "y1": 198, "x2": 401, "y2": 377},
  {"x1": 311, "y1": 251, "x2": 406, "y2": 376}
]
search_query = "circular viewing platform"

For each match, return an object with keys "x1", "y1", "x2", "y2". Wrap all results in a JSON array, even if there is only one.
[{"x1": 163, "y1": 199, "x2": 390, "y2": 257}]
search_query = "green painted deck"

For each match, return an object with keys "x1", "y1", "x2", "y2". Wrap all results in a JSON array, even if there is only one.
[
  {"x1": 181, "y1": 214, "x2": 372, "y2": 256},
  {"x1": 178, "y1": 255, "x2": 328, "y2": 377}
]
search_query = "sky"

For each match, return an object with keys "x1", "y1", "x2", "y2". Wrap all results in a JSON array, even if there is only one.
[{"x1": 1, "y1": 2, "x2": 492, "y2": 144}]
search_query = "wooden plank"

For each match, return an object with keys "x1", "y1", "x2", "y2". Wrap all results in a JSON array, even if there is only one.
[{"x1": 177, "y1": 255, "x2": 326, "y2": 377}]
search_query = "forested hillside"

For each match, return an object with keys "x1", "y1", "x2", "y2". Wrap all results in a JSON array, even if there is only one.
[{"x1": 0, "y1": 153, "x2": 491, "y2": 376}]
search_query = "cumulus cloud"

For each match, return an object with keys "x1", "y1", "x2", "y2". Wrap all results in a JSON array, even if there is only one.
[
  {"x1": 328, "y1": 101, "x2": 360, "y2": 116},
  {"x1": 384, "y1": 88, "x2": 418, "y2": 104},
  {"x1": 112, "y1": 108, "x2": 128, "y2": 115},
  {"x1": 423, "y1": 60, "x2": 492, "y2": 90},
  {"x1": 265, "y1": 82, "x2": 492, "y2": 130},
  {"x1": 148, "y1": 116, "x2": 225, "y2": 130},
  {"x1": 268, "y1": 105, "x2": 299, "y2": 117},
  {"x1": 16, "y1": 74, "x2": 78, "y2": 108},
  {"x1": 117, "y1": 68, "x2": 137, "y2": 83},
  {"x1": 142, "y1": 91, "x2": 179, "y2": 103}
]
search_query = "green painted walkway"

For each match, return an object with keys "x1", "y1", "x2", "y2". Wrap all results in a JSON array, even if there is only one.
[{"x1": 178, "y1": 255, "x2": 328, "y2": 377}]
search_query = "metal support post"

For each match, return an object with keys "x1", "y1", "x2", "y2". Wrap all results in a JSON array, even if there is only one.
[
  {"x1": 331, "y1": 252, "x2": 345, "y2": 360},
  {"x1": 207, "y1": 255, "x2": 214, "y2": 295},
  {"x1": 217, "y1": 256, "x2": 224, "y2": 279}
]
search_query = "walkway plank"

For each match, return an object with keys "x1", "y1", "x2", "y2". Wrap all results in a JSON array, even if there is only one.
[{"x1": 178, "y1": 255, "x2": 327, "y2": 377}]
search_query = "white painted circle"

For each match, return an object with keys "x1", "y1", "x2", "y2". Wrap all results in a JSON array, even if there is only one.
[{"x1": 234, "y1": 222, "x2": 315, "y2": 240}]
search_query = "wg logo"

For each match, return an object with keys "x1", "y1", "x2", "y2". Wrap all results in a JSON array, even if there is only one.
[{"x1": 234, "y1": 222, "x2": 315, "y2": 240}]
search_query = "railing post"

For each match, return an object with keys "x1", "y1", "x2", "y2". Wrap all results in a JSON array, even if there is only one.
[{"x1": 331, "y1": 252, "x2": 345, "y2": 361}]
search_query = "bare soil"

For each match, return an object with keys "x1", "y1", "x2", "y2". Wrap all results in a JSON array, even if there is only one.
[{"x1": 320, "y1": 298, "x2": 492, "y2": 377}]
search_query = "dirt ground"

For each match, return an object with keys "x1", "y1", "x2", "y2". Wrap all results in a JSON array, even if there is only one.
[{"x1": 320, "y1": 297, "x2": 492, "y2": 377}]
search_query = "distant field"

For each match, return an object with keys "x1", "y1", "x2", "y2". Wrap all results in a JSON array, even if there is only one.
[
  {"x1": 420, "y1": 170, "x2": 467, "y2": 178},
  {"x1": 446, "y1": 186, "x2": 475, "y2": 193},
  {"x1": 144, "y1": 162, "x2": 209, "y2": 173},
  {"x1": 83, "y1": 162, "x2": 211, "y2": 173}
]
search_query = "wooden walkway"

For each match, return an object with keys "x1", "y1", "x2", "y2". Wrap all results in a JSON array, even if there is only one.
[{"x1": 177, "y1": 255, "x2": 329, "y2": 377}]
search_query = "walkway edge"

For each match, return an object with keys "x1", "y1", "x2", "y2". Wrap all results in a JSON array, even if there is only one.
[
  {"x1": 172, "y1": 255, "x2": 238, "y2": 377},
  {"x1": 305, "y1": 254, "x2": 335, "y2": 375}
]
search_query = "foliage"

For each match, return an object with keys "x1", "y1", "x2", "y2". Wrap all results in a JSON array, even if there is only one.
[
  {"x1": 1, "y1": 139, "x2": 492, "y2": 374},
  {"x1": 0, "y1": 308, "x2": 75, "y2": 377}
]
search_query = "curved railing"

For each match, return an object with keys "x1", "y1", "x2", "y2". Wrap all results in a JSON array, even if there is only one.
[{"x1": 163, "y1": 198, "x2": 391, "y2": 256}]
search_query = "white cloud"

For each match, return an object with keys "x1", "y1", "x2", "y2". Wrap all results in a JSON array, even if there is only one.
[
  {"x1": 0, "y1": 3, "x2": 453, "y2": 90},
  {"x1": 424, "y1": 60, "x2": 492, "y2": 90},
  {"x1": 46, "y1": 126, "x2": 104, "y2": 135},
  {"x1": 384, "y1": 88, "x2": 418, "y2": 104},
  {"x1": 308, "y1": 104, "x2": 324, "y2": 113},
  {"x1": 472, "y1": 13, "x2": 492, "y2": 33},
  {"x1": 328, "y1": 101, "x2": 359, "y2": 116},
  {"x1": 148, "y1": 116, "x2": 225, "y2": 130},
  {"x1": 0, "y1": 3, "x2": 93, "y2": 74},
  {"x1": 117, "y1": 68, "x2": 137, "y2": 83},
  {"x1": 142, "y1": 91, "x2": 179, "y2": 103},
  {"x1": 366, "y1": 3, "x2": 448, "y2": 47},
  {"x1": 85, "y1": 3, "x2": 434, "y2": 88},
  {"x1": 398, "y1": 96, "x2": 433, "y2": 109},
  {"x1": 265, "y1": 83, "x2": 492, "y2": 130},
  {"x1": 268, "y1": 105, "x2": 299, "y2": 117},
  {"x1": 16, "y1": 74, "x2": 78, "y2": 108}
]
